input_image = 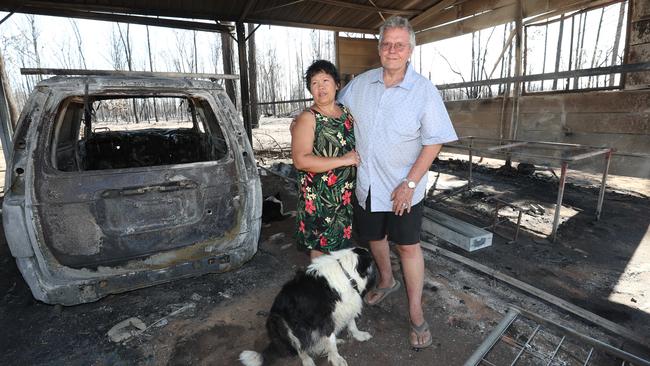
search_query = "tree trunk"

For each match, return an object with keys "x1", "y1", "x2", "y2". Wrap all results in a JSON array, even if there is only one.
[
  {"x1": 566, "y1": 15, "x2": 575, "y2": 90},
  {"x1": 609, "y1": 2, "x2": 625, "y2": 87},
  {"x1": 573, "y1": 12, "x2": 587, "y2": 88},
  {"x1": 118, "y1": 23, "x2": 138, "y2": 123},
  {"x1": 552, "y1": 15, "x2": 565, "y2": 90},
  {"x1": 0, "y1": 49, "x2": 19, "y2": 127},
  {"x1": 541, "y1": 24, "x2": 548, "y2": 90},
  {"x1": 499, "y1": 24, "x2": 507, "y2": 95},
  {"x1": 146, "y1": 26, "x2": 159, "y2": 122},
  {"x1": 70, "y1": 20, "x2": 87, "y2": 69},
  {"x1": 28, "y1": 15, "x2": 42, "y2": 82},
  {"x1": 193, "y1": 31, "x2": 198, "y2": 73},
  {"x1": 589, "y1": 8, "x2": 605, "y2": 87}
]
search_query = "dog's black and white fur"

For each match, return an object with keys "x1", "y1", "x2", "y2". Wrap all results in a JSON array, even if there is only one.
[{"x1": 239, "y1": 247, "x2": 376, "y2": 366}]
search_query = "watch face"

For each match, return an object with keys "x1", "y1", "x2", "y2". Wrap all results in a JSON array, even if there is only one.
[{"x1": 408, "y1": 181, "x2": 416, "y2": 189}]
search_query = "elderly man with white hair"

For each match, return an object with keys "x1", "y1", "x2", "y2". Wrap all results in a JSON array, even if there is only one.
[{"x1": 338, "y1": 16, "x2": 457, "y2": 349}]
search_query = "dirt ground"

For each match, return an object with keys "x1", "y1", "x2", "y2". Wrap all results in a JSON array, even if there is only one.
[{"x1": 1, "y1": 118, "x2": 649, "y2": 365}]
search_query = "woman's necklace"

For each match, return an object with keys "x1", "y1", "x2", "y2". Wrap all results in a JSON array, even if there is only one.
[{"x1": 314, "y1": 104, "x2": 341, "y2": 119}]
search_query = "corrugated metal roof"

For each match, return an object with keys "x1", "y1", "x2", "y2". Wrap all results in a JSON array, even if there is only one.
[{"x1": 1, "y1": 1, "x2": 616, "y2": 40}]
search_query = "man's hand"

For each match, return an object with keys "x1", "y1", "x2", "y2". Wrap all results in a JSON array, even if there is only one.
[{"x1": 391, "y1": 180, "x2": 414, "y2": 216}]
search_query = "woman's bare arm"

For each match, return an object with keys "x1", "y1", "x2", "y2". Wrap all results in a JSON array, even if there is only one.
[{"x1": 291, "y1": 111, "x2": 358, "y2": 173}]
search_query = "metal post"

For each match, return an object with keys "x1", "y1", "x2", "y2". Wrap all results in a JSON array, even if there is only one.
[
  {"x1": 464, "y1": 308, "x2": 520, "y2": 366},
  {"x1": 511, "y1": 210, "x2": 523, "y2": 244},
  {"x1": 492, "y1": 203, "x2": 501, "y2": 232},
  {"x1": 596, "y1": 150, "x2": 611, "y2": 221},
  {"x1": 551, "y1": 162, "x2": 568, "y2": 242},
  {"x1": 468, "y1": 137, "x2": 474, "y2": 188}
]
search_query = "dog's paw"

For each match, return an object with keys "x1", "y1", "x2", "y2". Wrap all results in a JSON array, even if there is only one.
[
  {"x1": 300, "y1": 358, "x2": 316, "y2": 366},
  {"x1": 351, "y1": 330, "x2": 372, "y2": 342},
  {"x1": 328, "y1": 354, "x2": 348, "y2": 366}
]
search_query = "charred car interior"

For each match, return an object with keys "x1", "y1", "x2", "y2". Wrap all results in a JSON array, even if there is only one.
[
  {"x1": 53, "y1": 96, "x2": 229, "y2": 171},
  {"x1": 2, "y1": 76, "x2": 262, "y2": 305}
]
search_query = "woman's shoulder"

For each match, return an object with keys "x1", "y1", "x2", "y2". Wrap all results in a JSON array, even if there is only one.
[{"x1": 291, "y1": 110, "x2": 316, "y2": 133}]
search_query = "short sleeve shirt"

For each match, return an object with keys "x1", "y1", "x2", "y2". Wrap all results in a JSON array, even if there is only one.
[{"x1": 338, "y1": 63, "x2": 458, "y2": 212}]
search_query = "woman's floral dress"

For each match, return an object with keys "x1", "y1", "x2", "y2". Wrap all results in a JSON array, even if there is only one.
[{"x1": 295, "y1": 104, "x2": 356, "y2": 253}]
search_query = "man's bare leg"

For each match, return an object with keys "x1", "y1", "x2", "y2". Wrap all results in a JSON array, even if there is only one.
[
  {"x1": 366, "y1": 236, "x2": 395, "y2": 303},
  {"x1": 396, "y1": 242, "x2": 430, "y2": 346}
]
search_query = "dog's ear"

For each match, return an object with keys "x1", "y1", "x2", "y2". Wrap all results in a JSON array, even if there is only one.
[{"x1": 352, "y1": 247, "x2": 373, "y2": 277}]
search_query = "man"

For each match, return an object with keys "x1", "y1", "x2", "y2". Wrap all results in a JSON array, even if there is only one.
[{"x1": 338, "y1": 16, "x2": 457, "y2": 349}]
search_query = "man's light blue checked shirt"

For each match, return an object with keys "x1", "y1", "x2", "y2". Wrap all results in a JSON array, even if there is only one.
[{"x1": 338, "y1": 63, "x2": 458, "y2": 212}]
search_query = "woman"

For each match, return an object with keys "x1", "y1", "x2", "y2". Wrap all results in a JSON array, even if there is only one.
[{"x1": 292, "y1": 60, "x2": 359, "y2": 259}]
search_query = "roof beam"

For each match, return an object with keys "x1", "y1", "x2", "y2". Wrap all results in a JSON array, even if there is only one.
[
  {"x1": 246, "y1": 16, "x2": 375, "y2": 34},
  {"x1": 415, "y1": 0, "x2": 617, "y2": 44},
  {"x1": 239, "y1": 0, "x2": 259, "y2": 20},
  {"x1": 416, "y1": 3, "x2": 517, "y2": 44},
  {"x1": 524, "y1": 0, "x2": 619, "y2": 25},
  {"x1": 416, "y1": 0, "x2": 616, "y2": 32},
  {"x1": 10, "y1": 6, "x2": 233, "y2": 33},
  {"x1": 309, "y1": 0, "x2": 420, "y2": 16},
  {"x1": 410, "y1": 0, "x2": 457, "y2": 29},
  {"x1": 415, "y1": 0, "x2": 515, "y2": 31}
]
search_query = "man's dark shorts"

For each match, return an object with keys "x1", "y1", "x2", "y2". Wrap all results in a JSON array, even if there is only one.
[{"x1": 353, "y1": 190, "x2": 423, "y2": 245}]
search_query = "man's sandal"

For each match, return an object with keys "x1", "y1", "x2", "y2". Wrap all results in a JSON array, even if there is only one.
[
  {"x1": 410, "y1": 320, "x2": 433, "y2": 349},
  {"x1": 363, "y1": 279, "x2": 401, "y2": 306}
]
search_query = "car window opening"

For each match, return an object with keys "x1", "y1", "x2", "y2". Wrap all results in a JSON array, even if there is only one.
[{"x1": 52, "y1": 96, "x2": 229, "y2": 171}]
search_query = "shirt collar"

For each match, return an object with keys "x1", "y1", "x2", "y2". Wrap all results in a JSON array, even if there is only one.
[{"x1": 370, "y1": 62, "x2": 416, "y2": 90}]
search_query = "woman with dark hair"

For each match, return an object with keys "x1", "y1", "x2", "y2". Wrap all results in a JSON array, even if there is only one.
[{"x1": 291, "y1": 60, "x2": 359, "y2": 259}]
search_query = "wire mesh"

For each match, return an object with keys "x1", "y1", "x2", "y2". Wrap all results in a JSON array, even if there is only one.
[{"x1": 466, "y1": 308, "x2": 650, "y2": 366}]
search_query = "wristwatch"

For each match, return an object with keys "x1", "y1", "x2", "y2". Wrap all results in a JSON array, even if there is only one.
[{"x1": 403, "y1": 179, "x2": 416, "y2": 189}]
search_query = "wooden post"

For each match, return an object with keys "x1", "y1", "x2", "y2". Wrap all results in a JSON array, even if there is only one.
[
  {"x1": 221, "y1": 24, "x2": 237, "y2": 106},
  {"x1": 247, "y1": 23, "x2": 259, "y2": 129},
  {"x1": 508, "y1": 0, "x2": 523, "y2": 142},
  {"x1": 236, "y1": 22, "x2": 252, "y2": 142}
]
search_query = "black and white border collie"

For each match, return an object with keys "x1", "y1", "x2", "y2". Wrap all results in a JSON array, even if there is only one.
[{"x1": 240, "y1": 247, "x2": 376, "y2": 366}]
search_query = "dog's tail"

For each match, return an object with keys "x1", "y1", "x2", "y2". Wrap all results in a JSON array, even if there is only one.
[
  {"x1": 239, "y1": 343, "x2": 282, "y2": 366},
  {"x1": 239, "y1": 350, "x2": 263, "y2": 366},
  {"x1": 239, "y1": 314, "x2": 296, "y2": 365}
]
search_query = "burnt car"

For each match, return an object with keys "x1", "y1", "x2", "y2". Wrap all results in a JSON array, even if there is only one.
[{"x1": 2, "y1": 74, "x2": 262, "y2": 305}]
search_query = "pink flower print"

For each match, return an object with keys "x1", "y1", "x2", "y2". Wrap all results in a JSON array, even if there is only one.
[
  {"x1": 305, "y1": 200, "x2": 315, "y2": 214},
  {"x1": 342, "y1": 190, "x2": 352, "y2": 205},
  {"x1": 343, "y1": 226, "x2": 352, "y2": 239},
  {"x1": 327, "y1": 173, "x2": 338, "y2": 187}
]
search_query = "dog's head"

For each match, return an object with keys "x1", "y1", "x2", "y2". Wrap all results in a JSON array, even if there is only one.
[
  {"x1": 310, "y1": 247, "x2": 377, "y2": 296},
  {"x1": 350, "y1": 247, "x2": 377, "y2": 296}
]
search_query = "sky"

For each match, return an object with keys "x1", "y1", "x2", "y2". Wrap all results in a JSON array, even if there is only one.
[{"x1": 0, "y1": 2, "x2": 628, "y2": 103}]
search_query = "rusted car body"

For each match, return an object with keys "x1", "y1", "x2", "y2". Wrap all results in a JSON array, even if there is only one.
[{"x1": 2, "y1": 75, "x2": 261, "y2": 305}]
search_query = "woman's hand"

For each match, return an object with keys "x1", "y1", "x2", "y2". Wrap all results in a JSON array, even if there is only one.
[{"x1": 341, "y1": 149, "x2": 360, "y2": 167}]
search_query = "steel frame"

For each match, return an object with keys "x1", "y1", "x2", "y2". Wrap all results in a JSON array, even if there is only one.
[{"x1": 445, "y1": 136, "x2": 614, "y2": 242}]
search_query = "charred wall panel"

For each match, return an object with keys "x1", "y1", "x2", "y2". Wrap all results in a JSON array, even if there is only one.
[{"x1": 445, "y1": 90, "x2": 650, "y2": 178}]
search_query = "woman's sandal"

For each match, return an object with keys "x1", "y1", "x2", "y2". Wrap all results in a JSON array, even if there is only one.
[
  {"x1": 363, "y1": 279, "x2": 401, "y2": 306},
  {"x1": 410, "y1": 320, "x2": 433, "y2": 349}
]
